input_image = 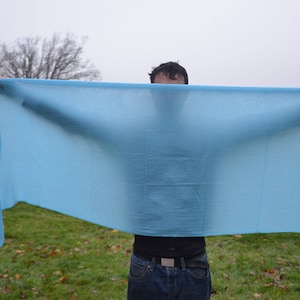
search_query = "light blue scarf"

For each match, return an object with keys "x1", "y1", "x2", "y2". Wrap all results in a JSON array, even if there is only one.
[{"x1": 1, "y1": 79, "x2": 300, "y2": 246}]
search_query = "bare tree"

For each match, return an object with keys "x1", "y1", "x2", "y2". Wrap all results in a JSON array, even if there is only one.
[{"x1": 0, "y1": 33, "x2": 101, "y2": 81}]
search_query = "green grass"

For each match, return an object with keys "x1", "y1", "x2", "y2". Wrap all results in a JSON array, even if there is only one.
[{"x1": 0, "y1": 203, "x2": 299, "y2": 299}]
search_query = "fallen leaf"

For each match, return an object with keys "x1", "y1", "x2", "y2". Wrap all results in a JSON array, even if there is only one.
[
  {"x1": 58, "y1": 275, "x2": 68, "y2": 283},
  {"x1": 53, "y1": 270, "x2": 63, "y2": 276},
  {"x1": 278, "y1": 284, "x2": 289, "y2": 291},
  {"x1": 91, "y1": 290, "x2": 98, "y2": 294},
  {"x1": 121, "y1": 279, "x2": 127, "y2": 285},
  {"x1": 3, "y1": 286, "x2": 13, "y2": 294},
  {"x1": 111, "y1": 245, "x2": 121, "y2": 253}
]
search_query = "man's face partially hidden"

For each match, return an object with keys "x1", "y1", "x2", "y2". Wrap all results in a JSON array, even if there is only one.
[
  {"x1": 153, "y1": 73, "x2": 185, "y2": 85},
  {"x1": 152, "y1": 73, "x2": 188, "y2": 115}
]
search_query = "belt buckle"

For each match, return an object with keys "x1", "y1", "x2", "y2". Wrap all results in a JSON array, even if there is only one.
[{"x1": 161, "y1": 258, "x2": 175, "y2": 267}]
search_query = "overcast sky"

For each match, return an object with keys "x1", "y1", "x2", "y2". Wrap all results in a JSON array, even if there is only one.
[{"x1": 1, "y1": 0, "x2": 300, "y2": 87}]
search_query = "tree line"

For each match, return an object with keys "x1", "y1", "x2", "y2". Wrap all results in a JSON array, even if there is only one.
[{"x1": 0, "y1": 33, "x2": 101, "y2": 81}]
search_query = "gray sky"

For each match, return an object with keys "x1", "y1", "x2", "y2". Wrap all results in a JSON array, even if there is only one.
[{"x1": 1, "y1": 0, "x2": 300, "y2": 86}]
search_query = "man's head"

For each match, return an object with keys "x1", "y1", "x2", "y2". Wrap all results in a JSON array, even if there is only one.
[
  {"x1": 149, "y1": 62, "x2": 188, "y2": 85},
  {"x1": 149, "y1": 62, "x2": 189, "y2": 114}
]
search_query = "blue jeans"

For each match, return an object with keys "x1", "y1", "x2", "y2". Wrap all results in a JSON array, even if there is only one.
[{"x1": 127, "y1": 253, "x2": 211, "y2": 300}]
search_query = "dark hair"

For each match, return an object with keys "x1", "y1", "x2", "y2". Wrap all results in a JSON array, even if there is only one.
[{"x1": 149, "y1": 62, "x2": 189, "y2": 84}]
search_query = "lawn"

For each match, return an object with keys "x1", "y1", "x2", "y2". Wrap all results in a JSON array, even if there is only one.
[{"x1": 0, "y1": 203, "x2": 299, "y2": 299}]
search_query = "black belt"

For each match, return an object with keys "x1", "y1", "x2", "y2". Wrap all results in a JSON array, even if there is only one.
[{"x1": 133, "y1": 250, "x2": 208, "y2": 269}]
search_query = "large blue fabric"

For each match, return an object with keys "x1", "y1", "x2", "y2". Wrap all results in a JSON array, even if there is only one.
[{"x1": 0, "y1": 79, "x2": 300, "y2": 246}]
